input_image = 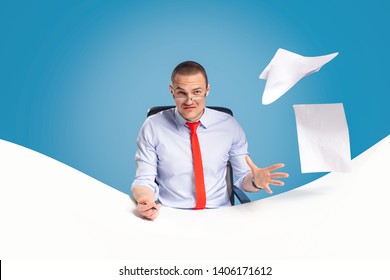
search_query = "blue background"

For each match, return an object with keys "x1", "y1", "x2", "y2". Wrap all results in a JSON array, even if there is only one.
[{"x1": 1, "y1": 0, "x2": 389, "y2": 201}]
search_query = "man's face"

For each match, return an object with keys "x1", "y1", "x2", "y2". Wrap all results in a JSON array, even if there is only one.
[{"x1": 169, "y1": 72, "x2": 210, "y2": 122}]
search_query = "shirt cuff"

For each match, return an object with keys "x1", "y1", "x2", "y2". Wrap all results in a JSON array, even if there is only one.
[{"x1": 234, "y1": 170, "x2": 251, "y2": 190}]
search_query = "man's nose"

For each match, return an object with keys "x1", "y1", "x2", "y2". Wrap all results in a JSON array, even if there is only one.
[{"x1": 184, "y1": 97, "x2": 195, "y2": 104}]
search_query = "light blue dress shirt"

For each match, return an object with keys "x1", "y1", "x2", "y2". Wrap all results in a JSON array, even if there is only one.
[{"x1": 131, "y1": 107, "x2": 251, "y2": 209}]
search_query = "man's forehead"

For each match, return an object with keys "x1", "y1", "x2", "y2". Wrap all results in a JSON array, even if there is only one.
[{"x1": 172, "y1": 73, "x2": 207, "y2": 87}]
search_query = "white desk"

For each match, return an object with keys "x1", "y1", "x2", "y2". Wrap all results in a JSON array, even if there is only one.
[{"x1": 1, "y1": 136, "x2": 389, "y2": 260}]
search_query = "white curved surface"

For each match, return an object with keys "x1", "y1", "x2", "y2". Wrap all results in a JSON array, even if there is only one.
[{"x1": 0, "y1": 136, "x2": 389, "y2": 260}]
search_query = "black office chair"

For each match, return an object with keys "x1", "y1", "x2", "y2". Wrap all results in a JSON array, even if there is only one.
[{"x1": 147, "y1": 106, "x2": 251, "y2": 205}]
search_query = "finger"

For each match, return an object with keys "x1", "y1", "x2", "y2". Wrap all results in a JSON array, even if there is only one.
[
  {"x1": 147, "y1": 203, "x2": 161, "y2": 211},
  {"x1": 264, "y1": 185, "x2": 273, "y2": 194},
  {"x1": 141, "y1": 207, "x2": 158, "y2": 220},
  {"x1": 144, "y1": 211, "x2": 158, "y2": 220},
  {"x1": 140, "y1": 202, "x2": 161, "y2": 215},
  {"x1": 245, "y1": 155, "x2": 257, "y2": 171},
  {"x1": 137, "y1": 196, "x2": 150, "y2": 204},
  {"x1": 270, "y1": 172, "x2": 289, "y2": 178},
  {"x1": 269, "y1": 180, "x2": 284, "y2": 186},
  {"x1": 137, "y1": 202, "x2": 151, "y2": 212},
  {"x1": 266, "y1": 163, "x2": 285, "y2": 171},
  {"x1": 148, "y1": 208, "x2": 160, "y2": 220},
  {"x1": 138, "y1": 201, "x2": 157, "y2": 212}
]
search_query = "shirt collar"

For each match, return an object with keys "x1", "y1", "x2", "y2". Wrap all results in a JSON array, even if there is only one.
[{"x1": 174, "y1": 107, "x2": 211, "y2": 129}]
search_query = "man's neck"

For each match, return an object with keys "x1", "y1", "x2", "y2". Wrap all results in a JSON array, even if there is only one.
[{"x1": 181, "y1": 108, "x2": 205, "y2": 123}]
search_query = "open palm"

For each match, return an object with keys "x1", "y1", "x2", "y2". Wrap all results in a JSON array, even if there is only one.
[{"x1": 245, "y1": 155, "x2": 289, "y2": 194}]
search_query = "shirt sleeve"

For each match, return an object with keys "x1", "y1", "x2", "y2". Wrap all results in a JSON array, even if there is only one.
[
  {"x1": 131, "y1": 118, "x2": 159, "y2": 199},
  {"x1": 228, "y1": 118, "x2": 251, "y2": 189}
]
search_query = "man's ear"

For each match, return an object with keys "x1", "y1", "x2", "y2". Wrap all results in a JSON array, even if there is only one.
[
  {"x1": 168, "y1": 85, "x2": 174, "y2": 94},
  {"x1": 206, "y1": 84, "x2": 210, "y2": 96}
]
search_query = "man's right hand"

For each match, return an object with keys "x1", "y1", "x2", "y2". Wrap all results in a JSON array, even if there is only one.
[
  {"x1": 136, "y1": 197, "x2": 161, "y2": 220},
  {"x1": 132, "y1": 186, "x2": 161, "y2": 220}
]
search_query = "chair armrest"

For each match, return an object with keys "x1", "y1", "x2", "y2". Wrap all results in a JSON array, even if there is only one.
[{"x1": 232, "y1": 186, "x2": 251, "y2": 204}]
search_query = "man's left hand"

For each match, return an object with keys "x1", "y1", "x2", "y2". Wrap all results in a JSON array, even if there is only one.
[{"x1": 245, "y1": 155, "x2": 289, "y2": 194}]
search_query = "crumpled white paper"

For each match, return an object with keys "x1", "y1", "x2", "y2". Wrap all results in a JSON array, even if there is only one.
[
  {"x1": 293, "y1": 103, "x2": 351, "y2": 173},
  {"x1": 260, "y1": 48, "x2": 338, "y2": 105}
]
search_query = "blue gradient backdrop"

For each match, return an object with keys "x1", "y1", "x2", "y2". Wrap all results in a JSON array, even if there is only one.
[{"x1": 1, "y1": 0, "x2": 389, "y2": 201}]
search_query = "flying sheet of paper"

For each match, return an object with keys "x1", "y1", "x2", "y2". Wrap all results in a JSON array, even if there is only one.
[
  {"x1": 293, "y1": 103, "x2": 351, "y2": 173},
  {"x1": 260, "y1": 48, "x2": 338, "y2": 105}
]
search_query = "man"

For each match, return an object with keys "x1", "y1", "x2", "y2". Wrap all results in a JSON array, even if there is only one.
[{"x1": 131, "y1": 61, "x2": 288, "y2": 220}]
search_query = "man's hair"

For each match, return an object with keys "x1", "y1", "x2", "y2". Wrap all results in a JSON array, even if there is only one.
[{"x1": 171, "y1": 61, "x2": 208, "y2": 86}]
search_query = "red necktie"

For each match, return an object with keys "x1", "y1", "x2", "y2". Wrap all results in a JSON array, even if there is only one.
[{"x1": 186, "y1": 121, "x2": 206, "y2": 209}]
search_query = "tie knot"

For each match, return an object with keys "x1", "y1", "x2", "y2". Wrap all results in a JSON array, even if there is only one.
[{"x1": 186, "y1": 121, "x2": 200, "y2": 133}]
